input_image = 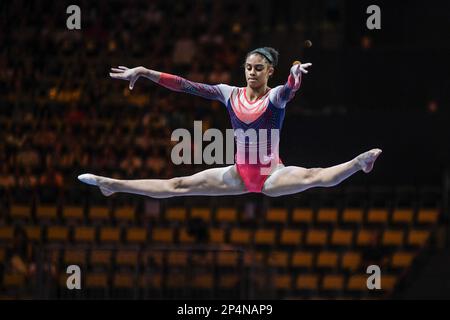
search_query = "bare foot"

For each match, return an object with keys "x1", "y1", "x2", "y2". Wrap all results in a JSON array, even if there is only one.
[
  {"x1": 77, "y1": 174, "x2": 116, "y2": 196},
  {"x1": 355, "y1": 148, "x2": 382, "y2": 173}
]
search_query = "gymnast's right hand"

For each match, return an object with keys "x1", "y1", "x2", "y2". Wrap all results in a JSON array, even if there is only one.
[{"x1": 109, "y1": 66, "x2": 145, "y2": 90}]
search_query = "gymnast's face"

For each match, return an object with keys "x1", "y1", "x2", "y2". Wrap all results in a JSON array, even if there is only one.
[{"x1": 245, "y1": 54, "x2": 274, "y2": 89}]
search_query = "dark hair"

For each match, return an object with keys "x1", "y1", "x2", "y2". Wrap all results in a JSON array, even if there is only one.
[{"x1": 246, "y1": 47, "x2": 279, "y2": 67}]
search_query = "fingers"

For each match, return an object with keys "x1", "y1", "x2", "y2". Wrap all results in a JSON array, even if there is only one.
[
  {"x1": 129, "y1": 77, "x2": 137, "y2": 90},
  {"x1": 118, "y1": 66, "x2": 128, "y2": 70},
  {"x1": 111, "y1": 68, "x2": 125, "y2": 73},
  {"x1": 109, "y1": 72, "x2": 124, "y2": 79}
]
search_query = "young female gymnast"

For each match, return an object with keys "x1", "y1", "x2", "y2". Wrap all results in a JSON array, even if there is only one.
[{"x1": 78, "y1": 47, "x2": 382, "y2": 198}]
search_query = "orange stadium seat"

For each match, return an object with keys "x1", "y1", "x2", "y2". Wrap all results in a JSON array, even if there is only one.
[
  {"x1": 165, "y1": 207, "x2": 187, "y2": 222},
  {"x1": 215, "y1": 207, "x2": 237, "y2": 224},
  {"x1": 229, "y1": 228, "x2": 252, "y2": 245},
  {"x1": 267, "y1": 251, "x2": 289, "y2": 268},
  {"x1": 113, "y1": 273, "x2": 134, "y2": 289},
  {"x1": 62, "y1": 205, "x2": 84, "y2": 221},
  {"x1": 209, "y1": 228, "x2": 225, "y2": 244},
  {"x1": 305, "y1": 229, "x2": 328, "y2": 246},
  {"x1": 407, "y1": 230, "x2": 430, "y2": 247},
  {"x1": 24, "y1": 225, "x2": 42, "y2": 242},
  {"x1": 382, "y1": 230, "x2": 404, "y2": 246},
  {"x1": 391, "y1": 251, "x2": 415, "y2": 268},
  {"x1": 47, "y1": 226, "x2": 69, "y2": 242},
  {"x1": 99, "y1": 227, "x2": 121, "y2": 243},
  {"x1": 296, "y1": 274, "x2": 319, "y2": 291},
  {"x1": 64, "y1": 248, "x2": 87, "y2": 266},
  {"x1": 89, "y1": 206, "x2": 110, "y2": 222},
  {"x1": 178, "y1": 228, "x2": 195, "y2": 244},
  {"x1": 74, "y1": 226, "x2": 96, "y2": 243},
  {"x1": 90, "y1": 249, "x2": 112, "y2": 268},
  {"x1": 254, "y1": 229, "x2": 276, "y2": 246},
  {"x1": 292, "y1": 208, "x2": 313, "y2": 224},
  {"x1": 341, "y1": 208, "x2": 364, "y2": 224},
  {"x1": 279, "y1": 229, "x2": 302, "y2": 246},
  {"x1": 331, "y1": 229, "x2": 353, "y2": 247},
  {"x1": 291, "y1": 251, "x2": 314, "y2": 269},
  {"x1": 392, "y1": 208, "x2": 414, "y2": 225},
  {"x1": 274, "y1": 274, "x2": 292, "y2": 290},
  {"x1": 317, "y1": 208, "x2": 338, "y2": 224},
  {"x1": 417, "y1": 208, "x2": 439, "y2": 225},
  {"x1": 191, "y1": 273, "x2": 214, "y2": 289},
  {"x1": 266, "y1": 208, "x2": 288, "y2": 224},
  {"x1": 341, "y1": 252, "x2": 361, "y2": 271},
  {"x1": 116, "y1": 250, "x2": 139, "y2": 268},
  {"x1": 9, "y1": 204, "x2": 32, "y2": 220},
  {"x1": 367, "y1": 208, "x2": 389, "y2": 224},
  {"x1": 113, "y1": 206, "x2": 135, "y2": 223},
  {"x1": 151, "y1": 228, "x2": 174, "y2": 243},
  {"x1": 167, "y1": 251, "x2": 189, "y2": 267},
  {"x1": 36, "y1": 204, "x2": 59, "y2": 221},
  {"x1": 317, "y1": 251, "x2": 339, "y2": 269},
  {"x1": 322, "y1": 275, "x2": 345, "y2": 291},
  {"x1": 126, "y1": 227, "x2": 148, "y2": 244},
  {"x1": 191, "y1": 207, "x2": 211, "y2": 222},
  {"x1": 218, "y1": 275, "x2": 240, "y2": 289}
]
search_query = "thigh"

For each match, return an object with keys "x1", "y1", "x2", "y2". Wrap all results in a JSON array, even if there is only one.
[
  {"x1": 262, "y1": 165, "x2": 318, "y2": 197},
  {"x1": 179, "y1": 165, "x2": 248, "y2": 196}
]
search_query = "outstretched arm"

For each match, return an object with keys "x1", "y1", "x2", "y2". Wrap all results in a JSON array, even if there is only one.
[
  {"x1": 270, "y1": 62, "x2": 312, "y2": 108},
  {"x1": 109, "y1": 66, "x2": 229, "y2": 103}
]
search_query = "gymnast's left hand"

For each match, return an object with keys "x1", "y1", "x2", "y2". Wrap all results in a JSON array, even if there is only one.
[{"x1": 109, "y1": 66, "x2": 145, "y2": 90}]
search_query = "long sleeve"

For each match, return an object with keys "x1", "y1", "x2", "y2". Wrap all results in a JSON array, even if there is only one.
[
  {"x1": 158, "y1": 72, "x2": 233, "y2": 105},
  {"x1": 269, "y1": 72, "x2": 302, "y2": 109}
]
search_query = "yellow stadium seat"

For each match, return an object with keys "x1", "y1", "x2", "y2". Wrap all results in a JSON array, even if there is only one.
[
  {"x1": 347, "y1": 275, "x2": 367, "y2": 291},
  {"x1": 113, "y1": 206, "x2": 135, "y2": 223},
  {"x1": 391, "y1": 252, "x2": 415, "y2": 268},
  {"x1": 267, "y1": 251, "x2": 289, "y2": 268},
  {"x1": 322, "y1": 275, "x2": 344, "y2": 291},
  {"x1": 10, "y1": 204, "x2": 31, "y2": 220},
  {"x1": 47, "y1": 226, "x2": 69, "y2": 242},
  {"x1": 165, "y1": 207, "x2": 187, "y2": 222},
  {"x1": 392, "y1": 209, "x2": 414, "y2": 225},
  {"x1": 192, "y1": 273, "x2": 214, "y2": 289},
  {"x1": 367, "y1": 208, "x2": 389, "y2": 224},
  {"x1": 331, "y1": 229, "x2": 353, "y2": 246},
  {"x1": 151, "y1": 228, "x2": 174, "y2": 243},
  {"x1": 116, "y1": 250, "x2": 138, "y2": 267},
  {"x1": 292, "y1": 208, "x2": 313, "y2": 224},
  {"x1": 89, "y1": 206, "x2": 110, "y2": 222},
  {"x1": 291, "y1": 251, "x2": 314, "y2": 268},
  {"x1": 274, "y1": 274, "x2": 292, "y2": 290},
  {"x1": 342, "y1": 208, "x2": 364, "y2": 224},
  {"x1": 317, "y1": 251, "x2": 338, "y2": 269},
  {"x1": 217, "y1": 251, "x2": 239, "y2": 267},
  {"x1": 64, "y1": 249, "x2": 87, "y2": 266},
  {"x1": 254, "y1": 229, "x2": 276, "y2": 246},
  {"x1": 215, "y1": 208, "x2": 237, "y2": 223},
  {"x1": 218, "y1": 275, "x2": 239, "y2": 289},
  {"x1": 356, "y1": 229, "x2": 376, "y2": 246},
  {"x1": 86, "y1": 273, "x2": 108, "y2": 288},
  {"x1": 341, "y1": 252, "x2": 361, "y2": 271},
  {"x1": 229, "y1": 228, "x2": 252, "y2": 245},
  {"x1": 178, "y1": 228, "x2": 195, "y2": 244},
  {"x1": 126, "y1": 227, "x2": 147, "y2": 244},
  {"x1": 382, "y1": 230, "x2": 404, "y2": 246},
  {"x1": 417, "y1": 209, "x2": 439, "y2": 224},
  {"x1": 113, "y1": 273, "x2": 134, "y2": 288},
  {"x1": 74, "y1": 226, "x2": 96, "y2": 243},
  {"x1": 99, "y1": 227, "x2": 121, "y2": 243},
  {"x1": 266, "y1": 208, "x2": 288, "y2": 224},
  {"x1": 191, "y1": 207, "x2": 211, "y2": 221},
  {"x1": 306, "y1": 229, "x2": 328, "y2": 246},
  {"x1": 279, "y1": 229, "x2": 302, "y2": 246},
  {"x1": 62, "y1": 206, "x2": 84, "y2": 221},
  {"x1": 408, "y1": 230, "x2": 430, "y2": 247},
  {"x1": 167, "y1": 251, "x2": 188, "y2": 267},
  {"x1": 24, "y1": 226, "x2": 41, "y2": 242},
  {"x1": 317, "y1": 208, "x2": 338, "y2": 224},
  {"x1": 209, "y1": 228, "x2": 225, "y2": 244},
  {"x1": 90, "y1": 250, "x2": 112, "y2": 267},
  {"x1": 296, "y1": 274, "x2": 319, "y2": 290}
]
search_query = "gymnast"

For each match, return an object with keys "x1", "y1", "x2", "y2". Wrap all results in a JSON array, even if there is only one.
[{"x1": 78, "y1": 47, "x2": 382, "y2": 198}]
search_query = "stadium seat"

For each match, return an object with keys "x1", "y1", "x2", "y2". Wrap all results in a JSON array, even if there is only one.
[
  {"x1": 151, "y1": 228, "x2": 174, "y2": 243},
  {"x1": 382, "y1": 230, "x2": 404, "y2": 246},
  {"x1": 217, "y1": 251, "x2": 240, "y2": 267},
  {"x1": 229, "y1": 228, "x2": 252, "y2": 245},
  {"x1": 90, "y1": 249, "x2": 112, "y2": 268},
  {"x1": 274, "y1": 274, "x2": 292, "y2": 290},
  {"x1": 417, "y1": 208, "x2": 439, "y2": 225},
  {"x1": 341, "y1": 208, "x2": 364, "y2": 224},
  {"x1": 47, "y1": 226, "x2": 69, "y2": 242},
  {"x1": 3, "y1": 273, "x2": 26, "y2": 288},
  {"x1": 62, "y1": 205, "x2": 84, "y2": 221},
  {"x1": 24, "y1": 225, "x2": 41, "y2": 242},
  {"x1": 89, "y1": 206, "x2": 110, "y2": 223},
  {"x1": 279, "y1": 229, "x2": 302, "y2": 246},
  {"x1": 191, "y1": 207, "x2": 211, "y2": 222},
  {"x1": 85, "y1": 272, "x2": 108, "y2": 288},
  {"x1": 296, "y1": 274, "x2": 319, "y2": 291},
  {"x1": 116, "y1": 250, "x2": 139, "y2": 268},
  {"x1": 391, "y1": 251, "x2": 415, "y2": 268},
  {"x1": 305, "y1": 229, "x2": 328, "y2": 246},
  {"x1": 392, "y1": 208, "x2": 414, "y2": 225},
  {"x1": 267, "y1": 251, "x2": 289, "y2": 268},
  {"x1": 215, "y1": 207, "x2": 237, "y2": 224},
  {"x1": 74, "y1": 226, "x2": 96, "y2": 243},
  {"x1": 64, "y1": 248, "x2": 87, "y2": 266},
  {"x1": 218, "y1": 275, "x2": 240, "y2": 289},
  {"x1": 99, "y1": 227, "x2": 121, "y2": 243},
  {"x1": 266, "y1": 208, "x2": 288, "y2": 225},
  {"x1": 36, "y1": 204, "x2": 59, "y2": 221},
  {"x1": 346, "y1": 274, "x2": 367, "y2": 291},
  {"x1": 9, "y1": 204, "x2": 31, "y2": 220},
  {"x1": 165, "y1": 251, "x2": 187, "y2": 267},
  {"x1": 407, "y1": 230, "x2": 430, "y2": 247},
  {"x1": 322, "y1": 274, "x2": 345, "y2": 291},
  {"x1": 331, "y1": 229, "x2": 353, "y2": 247},
  {"x1": 113, "y1": 206, "x2": 135, "y2": 224},
  {"x1": 292, "y1": 208, "x2": 313, "y2": 224},
  {"x1": 254, "y1": 229, "x2": 276, "y2": 246},
  {"x1": 316, "y1": 251, "x2": 339, "y2": 269},
  {"x1": 356, "y1": 229, "x2": 376, "y2": 247},
  {"x1": 317, "y1": 208, "x2": 338, "y2": 224},
  {"x1": 341, "y1": 252, "x2": 361, "y2": 271},
  {"x1": 191, "y1": 273, "x2": 214, "y2": 289},
  {"x1": 367, "y1": 208, "x2": 389, "y2": 225},
  {"x1": 165, "y1": 207, "x2": 187, "y2": 222},
  {"x1": 209, "y1": 228, "x2": 225, "y2": 244},
  {"x1": 126, "y1": 227, "x2": 148, "y2": 244},
  {"x1": 113, "y1": 272, "x2": 135, "y2": 289},
  {"x1": 178, "y1": 228, "x2": 195, "y2": 244},
  {"x1": 291, "y1": 251, "x2": 314, "y2": 269}
]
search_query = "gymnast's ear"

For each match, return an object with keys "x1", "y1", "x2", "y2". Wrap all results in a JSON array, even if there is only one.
[{"x1": 268, "y1": 66, "x2": 274, "y2": 78}]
